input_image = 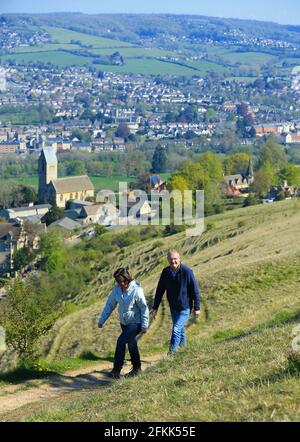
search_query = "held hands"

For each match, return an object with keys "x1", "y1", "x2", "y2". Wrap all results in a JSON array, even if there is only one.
[{"x1": 150, "y1": 309, "x2": 157, "y2": 319}]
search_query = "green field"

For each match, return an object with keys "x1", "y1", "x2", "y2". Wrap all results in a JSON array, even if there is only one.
[
  {"x1": 43, "y1": 26, "x2": 134, "y2": 48},
  {"x1": 90, "y1": 46, "x2": 176, "y2": 58},
  {"x1": 2, "y1": 51, "x2": 92, "y2": 68},
  {"x1": 13, "y1": 44, "x2": 83, "y2": 53},
  {"x1": 4, "y1": 25, "x2": 292, "y2": 77},
  {"x1": 0, "y1": 175, "x2": 135, "y2": 192},
  {"x1": 1, "y1": 173, "x2": 170, "y2": 192},
  {"x1": 2, "y1": 24, "x2": 297, "y2": 77}
]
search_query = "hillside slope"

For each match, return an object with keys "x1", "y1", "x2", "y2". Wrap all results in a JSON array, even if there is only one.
[{"x1": 1, "y1": 199, "x2": 300, "y2": 421}]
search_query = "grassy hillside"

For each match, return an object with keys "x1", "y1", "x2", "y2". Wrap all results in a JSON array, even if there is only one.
[
  {"x1": 1, "y1": 199, "x2": 299, "y2": 421},
  {"x1": 4, "y1": 23, "x2": 295, "y2": 78}
]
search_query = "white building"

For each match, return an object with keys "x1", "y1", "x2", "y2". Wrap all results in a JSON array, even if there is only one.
[{"x1": 0, "y1": 69, "x2": 6, "y2": 92}]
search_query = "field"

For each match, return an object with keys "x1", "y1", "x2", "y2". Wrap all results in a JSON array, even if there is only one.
[
  {"x1": 0, "y1": 199, "x2": 299, "y2": 421},
  {"x1": 2, "y1": 51, "x2": 92, "y2": 68},
  {"x1": 4, "y1": 25, "x2": 294, "y2": 78},
  {"x1": 0, "y1": 175, "x2": 136, "y2": 192},
  {"x1": 43, "y1": 26, "x2": 135, "y2": 49}
]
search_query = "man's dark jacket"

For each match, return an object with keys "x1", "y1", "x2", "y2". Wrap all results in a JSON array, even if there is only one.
[{"x1": 153, "y1": 263, "x2": 201, "y2": 312}]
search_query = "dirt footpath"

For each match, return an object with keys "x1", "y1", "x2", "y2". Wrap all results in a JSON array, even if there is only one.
[{"x1": 0, "y1": 353, "x2": 162, "y2": 418}]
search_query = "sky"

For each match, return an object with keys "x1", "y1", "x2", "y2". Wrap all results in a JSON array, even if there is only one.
[{"x1": 0, "y1": 0, "x2": 300, "y2": 26}]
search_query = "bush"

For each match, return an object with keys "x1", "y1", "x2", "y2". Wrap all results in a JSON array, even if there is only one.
[
  {"x1": 0, "y1": 278, "x2": 60, "y2": 364},
  {"x1": 164, "y1": 224, "x2": 187, "y2": 236},
  {"x1": 287, "y1": 351, "x2": 300, "y2": 375},
  {"x1": 243, "y1": 194, "x2": 261, "y2": 207},
  {"x1": 112, "y1": 230, "x2": 141, "y2": 248}
]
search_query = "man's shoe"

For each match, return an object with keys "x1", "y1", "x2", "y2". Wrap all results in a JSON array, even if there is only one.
[
  {"x1": 107, "y1": 369, "x2": 121, "y2": 379},
  {"x1": 124, "y1": 367, "x2": 142, "y2": 378},
  {"x1": 167, "y1": 351, "x2": 175, "y2": 359}
]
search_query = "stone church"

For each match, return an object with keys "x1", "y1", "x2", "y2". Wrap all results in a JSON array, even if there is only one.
[{"x1": 38, "y1": 147, "x2": 94, "y2": 208}]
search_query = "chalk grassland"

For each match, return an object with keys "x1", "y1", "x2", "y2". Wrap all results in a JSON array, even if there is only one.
[{"x1": 1, "y1": 199, "x2": 299, "y2": 421}]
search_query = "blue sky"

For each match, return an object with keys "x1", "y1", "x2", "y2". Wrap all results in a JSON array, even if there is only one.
[{"x1": 0, "y1": 0, "x2": 299, "y2": 25}]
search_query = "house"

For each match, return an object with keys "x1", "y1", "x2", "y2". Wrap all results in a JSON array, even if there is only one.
[
  {"x1": 223, "y1": 158, "x2": 254, "y2": 196},
  {"x1": 284, "y1": 133, "x2": 300, "y2": 144},
  {"x1": 265, "y1": 181, "x2": 298, "y2": 200},
  {"x1": 38, "y1": 147, "x2": 94, "y2": 208},
  {"x1": 0, "y1": 220, "x2": 45, "y2": 276},
  {"x1": 68, "y1": 200, "x2": 94, "y2": 210},
  {"x1": 48, "y1": 217, "x2": 82, "y2": 234},
  {"x1": 0, "y1": 204, "x2": 52, "y2": 221},
  {"x1": 255, "y1": 125, "x2": 278, "y2": 137},
  {"x1": 79, "y1": 204, "x2": 104, "y2": 225},
  {"x1": 119, "y1": 192, "x2": 152, "y2": 218},
  {"x1": 0, "y1": 140, "x2": 19, "y2": 154},
  {"x1": 150, "y1": 175, "x2": 167, "y2": 193}
]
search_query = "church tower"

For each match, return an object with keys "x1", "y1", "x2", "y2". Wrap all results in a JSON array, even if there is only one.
[
  {"x1": 38, "y1": 147, "x2": 58, "y2": 204},
  {"x1": 244, "y1": 157, "x2": 254, "y2": 184}
]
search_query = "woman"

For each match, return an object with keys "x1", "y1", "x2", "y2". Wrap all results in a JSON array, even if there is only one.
[{"x1": 98, "y1": 268, "x2": 149, "y2": 379}]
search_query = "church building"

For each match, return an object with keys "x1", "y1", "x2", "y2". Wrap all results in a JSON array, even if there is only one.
[{"x1": 38, "y1": 147, "x2": 94, "y2": 208}]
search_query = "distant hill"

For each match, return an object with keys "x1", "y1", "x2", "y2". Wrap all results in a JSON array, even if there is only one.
[{"x1": 1, "y1": 13, "x2": 300, "y2": 78}]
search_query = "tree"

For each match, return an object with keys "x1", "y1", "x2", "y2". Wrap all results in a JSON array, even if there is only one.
[
  {"x1": 94, "y1": 224, "x2": 106, "y2": 237},
  {"x1": 18, "y1": 185, "x2": 38, "y2": 205},
  {"x1": 41, "y1": 205, "x2": 64, "y2": 227},
  {"x1": 38, "y1": 230, "x2": 66, "y2": 273},
  {"x1": 204, "y1": 108, "x2": 217, "y2": 123},
  {"x1": 236, "y1": 102, "x2": 249, "y2": 118},
  {"x1": 223, "y1": 153, "x2": 250, "y2": 175},
  {"x1": 0, "y1": 278, "x2": 59, "y2": 365},
  {"x1": 131, "y1": 172, "x2": 152, "y2": 193},
  {"x1": 115, "y1": 124, "x2": 131, "y2": 140},
  {"x1": 66, "y1": 160, "x2": 86, "y2": 176},
  {"x1": 277, "y1": 164, "x2": 300, "y2": 186},
  {"x1": 167, "y1": 175, "x2": 189, "y2": 195},
  {"x1": 243, "y1": 194, "x2": 261, "y2": 207},
  {"x1": 258, "y1": 136, "x2": 287, "y2": 170},
  {"x1": 13, "y1": 247, "x2": 34, "y2": 272},
  {"x1": 151, "y1": 144, "x2": 167, "y2": 173},
  {"x1": 251, "y1": 162, "x2": 276, "y2": 197}
]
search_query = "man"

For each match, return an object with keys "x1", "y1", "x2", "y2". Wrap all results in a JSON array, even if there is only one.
[
  {"x1": 151, "y1": 250, "x2": 200, "y2": 355},
  {"x1": 98, "y1": 268, "x2": 149, "y2": 379}
]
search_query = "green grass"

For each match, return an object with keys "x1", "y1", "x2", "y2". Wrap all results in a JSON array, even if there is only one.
[
  {"x1": 16, "y1": 322, "x2": 300, "y2": 422},
  {"x1": 43, "y1": 26, "x2": 134, "y2": 48},
  {"x1": 90, "y1": 47, "x2": 176, "y2": 58},
  {"x1": 2, "y1": 51, "x2": 93, "y2": 68},
  {"x1": 12, "y1": 44, "x2": 83, "y2": 53},
  {"x1": 92, "y1": 58, "x2": 203, "y2": 77},
  {"x1": 0, "y1": 175, "x2": 135, "y2": 192},
  {"x1": 1, "y1": 199, "x2": 300, "y2": 420}
]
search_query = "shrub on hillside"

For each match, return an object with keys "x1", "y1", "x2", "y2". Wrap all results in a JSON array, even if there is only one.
[
  {"x1": 0, "y1": 278, "x2": 60, "y2": 365},
  {"x1": 243, "y1": 194, "x2": 261, "y2": 207}
]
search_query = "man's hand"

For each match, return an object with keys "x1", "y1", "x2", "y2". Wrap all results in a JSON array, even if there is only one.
[
  {"x1": 194, "y1": 310, "x2": 200, "y2": 317},
  {"x1": 150, "y1": 309, "x2": 157, "y2": 319}
]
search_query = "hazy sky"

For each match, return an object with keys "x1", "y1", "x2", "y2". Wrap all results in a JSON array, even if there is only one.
[{"x1": 0, "y1": 0, "x2": 300, "y2": 26}]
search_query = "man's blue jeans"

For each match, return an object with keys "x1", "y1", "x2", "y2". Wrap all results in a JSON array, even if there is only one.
[
  {"x1": 114, "y1": 323, "x2": 141, "y2": 371},
  {"x1": 169, "y1": 308, "x2": 190, "y2": 354}
]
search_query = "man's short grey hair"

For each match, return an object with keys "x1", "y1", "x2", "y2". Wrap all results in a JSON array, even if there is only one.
[{"x1": 167, "y1": 249, "x2": 180, "y2": 258}]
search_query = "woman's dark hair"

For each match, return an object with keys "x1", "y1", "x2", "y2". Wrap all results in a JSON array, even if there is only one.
[{"x1": 113, "y1": 268, "x2": 134, "y2": 284}]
